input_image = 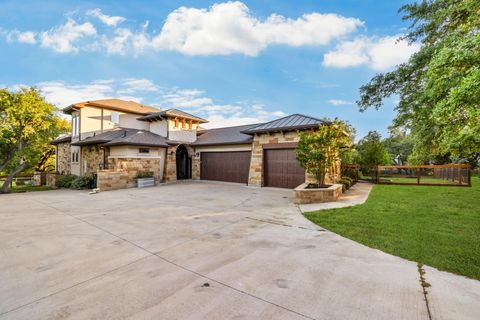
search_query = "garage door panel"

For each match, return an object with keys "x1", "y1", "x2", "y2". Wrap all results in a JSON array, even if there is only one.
[
  {"x1": 264, "y1": 149, "x2": 305, "y2": 189},
  {"x1": 201, "y1": 151, "x2": 251, "y2": 184}
]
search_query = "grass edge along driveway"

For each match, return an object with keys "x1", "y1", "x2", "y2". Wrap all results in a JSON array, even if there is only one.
[{"x1": 305, "y1": 177, "x2": 480, "y2": 280}]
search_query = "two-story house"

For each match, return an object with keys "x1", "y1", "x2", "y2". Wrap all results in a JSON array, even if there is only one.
[{"x1": 51, "y1": 98, "x2": 339, "y2": 190}]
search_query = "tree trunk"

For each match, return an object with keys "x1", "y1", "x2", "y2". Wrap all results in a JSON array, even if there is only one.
[{"x1": 0, "y1": 162, "x2": 26, "y2": 194}]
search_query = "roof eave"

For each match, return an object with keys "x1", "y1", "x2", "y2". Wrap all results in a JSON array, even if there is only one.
[{"x1": 191, "y1": 140, "x2": 253, "y2": 147}]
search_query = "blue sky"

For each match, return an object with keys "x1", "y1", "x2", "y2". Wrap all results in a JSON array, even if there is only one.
[{"x1": 0, "y1": 0, "x2": 418, "y2": 138}]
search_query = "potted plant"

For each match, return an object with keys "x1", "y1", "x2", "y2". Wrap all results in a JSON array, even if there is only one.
[{"x1": 136, "y1": 171, "x2": 155, "y2": 188}]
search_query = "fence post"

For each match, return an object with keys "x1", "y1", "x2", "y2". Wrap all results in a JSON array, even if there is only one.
[
  {"x1": 376, "y1": 166, "x2": 379, "y2": 184},
  {"x1": 416, "y1": 168, "x2": 420, "y2": 184},
  {"x1": 468, "y1": 165, "x2": 471, "y2": 187}
]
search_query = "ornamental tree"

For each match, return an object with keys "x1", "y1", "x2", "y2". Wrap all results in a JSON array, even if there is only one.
[{"x1": 296, "y1": 119, "x2": 352, "y2": 187}]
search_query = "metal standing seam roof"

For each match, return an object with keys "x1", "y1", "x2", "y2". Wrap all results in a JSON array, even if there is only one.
[
  {"x1": 191, "y1": 124, "x2": 258, "y2": 146},
  {"x1": 137, "y1": 108, "x2": 208, "y2": 123},
  {"x1": 70, "y1": 128, "x2": 170, "y2": 147},
  {"x1": 242, "y1": 114, "x2": 325, "y2": 134}
]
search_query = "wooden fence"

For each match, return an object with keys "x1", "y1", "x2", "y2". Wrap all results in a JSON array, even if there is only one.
[{"x1": 376, "y1": 164, "x2": 471, "y2": 187}]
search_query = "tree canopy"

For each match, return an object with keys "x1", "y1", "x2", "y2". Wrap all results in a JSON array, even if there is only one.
[
  {"x1": 358, "y1": 0, "x2": 480, "y2": 164},
  {"x1": 0, "y1": 87, "x2": 69, "y2": 193},
  {"x1": 356, "y1": 131, "x2": 391, "y2": 169},
  {"x1": 296, "y1": 119, "x2": 353, "y2": 187}
]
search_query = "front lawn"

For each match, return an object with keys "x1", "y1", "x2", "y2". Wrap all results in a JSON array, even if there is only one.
[{"x1": 305, "y1": 177, "x2": 480, "y2": 280}]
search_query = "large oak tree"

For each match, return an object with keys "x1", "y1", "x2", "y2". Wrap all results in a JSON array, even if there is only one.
[
  {"x1": 0, "y1": 87, "x2": 69, "y2": 193},
  {"x1": 358, "y1": 0, "x2": 480, "y2": 164}
]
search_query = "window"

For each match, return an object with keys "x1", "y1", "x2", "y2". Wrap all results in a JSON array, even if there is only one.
[
  {"x1": 111, "y1": 112, "x2": 119, "y2": 124},
  {"x1": 71, "y1": 150, "x2": 79, "y2": 163},
  {"x1": 72, "y1": 115, "x2": 79, "y2": 137},
  {"x1": 139, "y1": 148, "x2": 150, "y2": 154}
]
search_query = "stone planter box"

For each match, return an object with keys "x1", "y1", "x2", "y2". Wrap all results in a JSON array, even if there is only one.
[
  {"x1": 294, "y1": 183, "x2": 343, "y2": 204},
  {"x1": 137, "y1": 177, "x2": 155, "y2": 188}
]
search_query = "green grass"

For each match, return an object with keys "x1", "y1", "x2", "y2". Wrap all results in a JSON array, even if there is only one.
[
  {"x1": 305, "y1": 177, "x2": 480, "y2": 280},
  {"x1": 10, "y1": 185, "x2": 54, "y2": 193}
]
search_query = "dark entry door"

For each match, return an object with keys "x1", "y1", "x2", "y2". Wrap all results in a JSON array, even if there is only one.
[
  {"x1": 201, "y1": 151, "x2": 251, "y2": 184},
  {"x1": 176, "y1": 145, "x2": 190, "y2": 180},
  {"x1": 264, "y1": 149, "x2": 305, "y2": 188}
]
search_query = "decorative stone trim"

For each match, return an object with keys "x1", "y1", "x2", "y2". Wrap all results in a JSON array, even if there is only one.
[{"x1": 294, "y1": 183, "x2": 343, "y2": 204}]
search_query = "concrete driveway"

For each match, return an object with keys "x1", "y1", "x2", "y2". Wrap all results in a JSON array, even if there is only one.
[{"x1": 0, "y1": 181, "x2": 479, "y2": 320}]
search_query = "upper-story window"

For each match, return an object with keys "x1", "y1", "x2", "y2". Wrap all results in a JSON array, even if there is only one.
[
  {"x1": 72, "y1": 115, "x2": 79, "y2": 137},
  {"x1": 139, "y1": 148, "x2": 150, "y2": 154},
  {"x1": 111, "y1": 112, "x2": 120, "y2": 124}
]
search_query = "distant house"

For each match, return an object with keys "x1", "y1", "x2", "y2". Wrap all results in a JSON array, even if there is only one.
[{"x1": 51, "y1": 98, "x2": 338, "y2": 190}]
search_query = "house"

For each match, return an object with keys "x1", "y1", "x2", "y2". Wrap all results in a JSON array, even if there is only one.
[{"x1": 51, "y1": 99, "x2": 339, "y2": 190}]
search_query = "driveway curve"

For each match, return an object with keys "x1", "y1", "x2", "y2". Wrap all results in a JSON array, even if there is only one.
[{"x1": 0, "y1": 181, "x2": 478, "y2": 319}]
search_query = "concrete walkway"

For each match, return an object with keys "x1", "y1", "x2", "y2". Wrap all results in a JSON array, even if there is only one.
[
  {"x1": 0, "y1": 181, "x2": 479, "y2": 319},
  {"x1": 299, "y1": 181, "x2": 373, "y2": 212}
]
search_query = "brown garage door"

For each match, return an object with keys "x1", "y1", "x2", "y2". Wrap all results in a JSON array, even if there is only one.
[
  {"x1": 201, "y1": 151, "x2": 251, "y2": 184},
  {"x1": 264, "y1": 149, "x2": 305, "y2": 189}
]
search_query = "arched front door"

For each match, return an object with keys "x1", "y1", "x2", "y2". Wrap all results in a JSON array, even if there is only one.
[{"x1": 176, "y1": 145, "x2": 190, "y2": 180}]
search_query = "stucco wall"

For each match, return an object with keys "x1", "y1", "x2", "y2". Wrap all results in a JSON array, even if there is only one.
[
  {"x1": 56, "y1": 142, "x2": 71, "y2": 174},
  {"x1": 119, "y1": 113, "x2": 149, "y2": 131},
  {"x1": 167, "y1": 118, "x2": 198, "y2": 142},
  {"x1": 149, "y1": 121, "x2": 168, "y2": 137}
]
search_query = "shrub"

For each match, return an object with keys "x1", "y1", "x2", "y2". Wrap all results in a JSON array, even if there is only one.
[
  {"x1": 56, "y1": 174, "x2": 93, "y2": 189},
  {"x1": 339, "y1": 178, "x2": 353, "y2": 192},
  {"x1": 56, "y1": 174, "x2": 77, "y2": 188},
  {"x1": 136, "y1": 171, "x2": 154, "y2": 179},
  {"x1": 343, "y1": 167, "x2": 360, "y2": 181},
  {"x1": 70, "y1": 176, "x2": 94, "y2": 189}
]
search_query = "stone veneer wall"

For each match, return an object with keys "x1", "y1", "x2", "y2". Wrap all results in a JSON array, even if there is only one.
[
  {"x1": 107, "y1": 157, "x2": 161, "y2": 188},
  {"x1": 97, "y1": 170, "x2": 129, "y2": 191},
  {"x1": 247, "y1": 131, "x2": 340, "y2": 187},
  {"x1": 81, "y1": 146, "x2": 104, "y2": 176},
  {"x1": 192, "y1": 156, "x2": 200, "y2": 180},
  {"x1": 56, "y1": 142, "x2": 71, "y2": 174},
  {"x1": 163, "y1": 145, "x2": 194, "y2": 183}
]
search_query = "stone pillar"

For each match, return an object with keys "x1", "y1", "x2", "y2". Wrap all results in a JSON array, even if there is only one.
[
  {"x1": 164, "y1": 146, "x2": 177, "y2": 183},
  {"x1": 247, "y1": 137, "x2": 263, "y2": 187}
]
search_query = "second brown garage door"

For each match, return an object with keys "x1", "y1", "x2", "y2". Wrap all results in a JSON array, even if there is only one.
[
  {"x1": 201, "y1": 151, "x2": 251, "y2": 184},
  {"x1": 264, "y1": 149, "x2": 305, "y2": 189}
]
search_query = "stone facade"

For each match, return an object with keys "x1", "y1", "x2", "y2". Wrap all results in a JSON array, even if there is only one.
[
  {"x1": 192, "y1": 157, "x2": 200, "y2": 180},
  {"x1": 107, "y1": 157, "x2": 162, "y2": 188},
  {"x1": 163, "y1": 145, "x2": 194, "y2": 183},
  {"x1": 294, "y1": 183, "x2": 343, "y2": 204},
  {"x1": 56, "y1": 142, "x2": 71, "y2": 174},
  {"x1": 46, "y1": 173, "x2": 58, "y2": 187},
  {"x1": 81, "y1": 146, "x2": 105, "y2": 176},
  {"x1": 97, "y1": 170, "x2": 129, "y2": 191}
]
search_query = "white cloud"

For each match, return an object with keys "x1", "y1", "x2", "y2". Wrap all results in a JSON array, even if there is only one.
[
  {"x1": 87, "y1": 8, "x2": 126, "y2": 27},
  {"x1": 323, "y1": 35, "x2": 420, "y2": 71},
  {"x1": 3, "y1": 2, "x2": 362, "y2": 56},
  {"x1": 40, "y1": 18, "x2": 96, "y2": 53},
  {"x1": 3, "y1": 30, "x2": 37, "y2": 44},
  {"x1": 148, "y1": 1, "x2": 363, "y2": 56},
  {"x1": 328, "y1": 99, "x2": 354, "y2": 106}
]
